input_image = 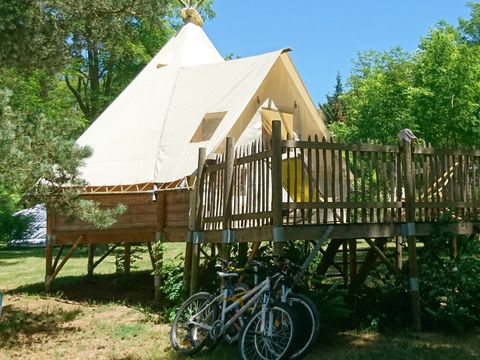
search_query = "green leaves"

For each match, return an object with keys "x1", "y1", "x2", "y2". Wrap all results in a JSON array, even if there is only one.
[{"x1": 334, "y1": 5, "x2": 480, "y2": 148}]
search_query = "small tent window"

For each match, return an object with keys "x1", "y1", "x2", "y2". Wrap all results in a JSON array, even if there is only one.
[{"x1": 190, "y1": 112, "x2": 227, "y2": 143}]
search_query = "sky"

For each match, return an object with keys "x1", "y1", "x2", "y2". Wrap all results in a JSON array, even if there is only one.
[{"x1": 204, "y1": 0, "x2": 472, "y2": 105}]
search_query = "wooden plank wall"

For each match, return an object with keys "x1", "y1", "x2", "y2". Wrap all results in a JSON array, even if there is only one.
[{"x1": 51, "y1": 190, "x2": 191, "y2": 244}]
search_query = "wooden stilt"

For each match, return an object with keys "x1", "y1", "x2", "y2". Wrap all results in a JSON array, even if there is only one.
[
  {"x1": 238, "y1": 243, "x2": 248, "y2": 265},
  {"x1": 52, "y1": 245, "x2": 65, "y2": 273},
  {"x1": 342, "y1": 239, "x2": 349, "y2": 286},
  {"x1": 50, "y1": 235, "x2": 84, "y2": 284},
  {"x1": 183, "y1": 241, "x2": 193, "y2": 297},
  {"x1": 190, "y1": 244, "x2": 200, "y2": 295},
  {"x1": 147, "y1": 242, "x2": 155, "y2": 270},
  {"x1": 183, "y1": 190, "x2": 196, "y2": 297},
  {"x1": 364, "y1": 238, "x2": 399, "y2": 275},
  {"x1": 45, "y1": 236, "x2": 54, "y2": 292},
  {"x1": 87, "y1": 244, "x2": 95, "y2": 276},
  {"x1": 190, "y1": 147, "x2": 207, "y2": 295},
  {"x1": 124, "y1": 243, "x2": 131, "y2": 274},
  {"x1": 154, "y1": 232, "x2": 164, "y2": 301},
  {"x1": 402, "y1": 138, "x2": 422, "y2": 331},
  {"x1": 92, "y1": 243, "x2": 119, "y2": 270},
  {"x1": 449, "y1": 237, "x2": 458, "y2": 260},
  {"x1": 349, "y1": 239, "x2": 357, "y2": 284},
  {"x1": 396, "y1": 236, "x2": 403, "y2": 270},
  {"x1": 351, "y1": 238, "x2": 387, "y2": 291},
  {"x1": 316, "y1": 238, "x2": 342, "y2": 275}
]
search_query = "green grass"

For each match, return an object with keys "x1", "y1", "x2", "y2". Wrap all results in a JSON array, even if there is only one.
[
  {"x1": 0, "y1": 243, "x2": 184, "y2": 291},
  {"x1": 0, "y1": 244, "x2": 479, "y2": 360}
]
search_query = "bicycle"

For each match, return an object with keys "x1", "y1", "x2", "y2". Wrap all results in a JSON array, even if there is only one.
[{"x1": 170, "y1": 265, "x2": 298, "y2": 360}]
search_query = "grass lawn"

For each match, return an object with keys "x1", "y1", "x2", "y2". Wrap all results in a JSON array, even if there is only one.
[{"x1": 0, "y1": 244, "x2": 479, "y2": 360}]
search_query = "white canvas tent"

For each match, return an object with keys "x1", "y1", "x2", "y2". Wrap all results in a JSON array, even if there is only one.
[
  {"x1": 12, "y1": 205, "x2": 46, "y2": 246},
  {"x1": 77, "y1": 7, "x2": 329, "y2": 189},
  {"x1": 46, "y1": 5, "x2": 333, "y2": 293}
]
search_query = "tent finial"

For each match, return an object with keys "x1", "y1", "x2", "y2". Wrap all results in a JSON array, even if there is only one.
[{"x1": 179, "y1": 0, "x2": 204, "y2": 27}]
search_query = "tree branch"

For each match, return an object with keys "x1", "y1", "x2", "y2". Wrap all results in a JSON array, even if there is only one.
[{"x1": 65, "y1": 75, "x2": 90, "y2": 117}]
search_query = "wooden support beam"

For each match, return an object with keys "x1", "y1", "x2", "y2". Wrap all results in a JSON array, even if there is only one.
[
  {"x1": 87, "y1": 244, "x2": 95, "y2": 276},
  {"x1": 49, "y1": 235, "x2": 84, "y2": 286},
  {"x1": 450, "y1": 237, "x2": 458, "y2": 260},
  {"x1": 342, "y1": 239, "x2": 349, "y2": 286},
  {"x1": 272, "y1": 120, "x2": 285, "y2": 256},
  {"x1": 396, "y1": 236, "x2": 403, "y2": 270},
  {"x1": 316, "y1": 238, "x2": 342, "y2": 276},
  {"x1": 364, "y1": 238, "x2": 399, "y2": 275},
  {"x1": 154, "y1": 232, "x2": 164, "y2": 301},
  {"x1": 147, "y1": 242, "x2": 155, "y2": 270},
  {"x1": 92, "y1": 243, "x2": 120, "y2": 270},
  {"x1": 402, "y1": 139, "x2": 422, "y2": 331},
  {"x1": 182, "y1": 190, "x2": 196, "y2": 297},
  {"x1": 183, "y1": 241, "x2": 193, "y2": 297},
  {"x1": 349, "y1": 239, "x2": 357, "y2": 284},
  {"x1": 351, "y1": 238, "x2": 388, "y2": 292},
  {"x1": 45, "y1": 235, "x2": 54, "y2": 292},
  {"x1": 124, "y1": 243, "x2": 131, "y2": 274},
  {"x1": 190, "y1": 147, "x2": 206, "y2": 295},
  {"x1": 52, "y1": 245, "x2": 65, "y2": 274},
  {"x1": 319, "y1": 248, "x2": 345, "y2": 276}
]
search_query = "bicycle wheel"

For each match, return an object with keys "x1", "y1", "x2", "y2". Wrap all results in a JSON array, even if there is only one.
[
  {"x1": 285, "y1": 293, "x2": 320, "y2": 360},
  {"x1": 239, "y1": 302, "x2": 297, "y2": 360},
  {"x1": 170, "y1": 292, "x2": 217, "y2": 356}
]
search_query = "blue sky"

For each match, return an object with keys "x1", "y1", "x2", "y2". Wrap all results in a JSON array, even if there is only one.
[{"x1": 204, "y1": 0, "x2": 472, "y2": 104}]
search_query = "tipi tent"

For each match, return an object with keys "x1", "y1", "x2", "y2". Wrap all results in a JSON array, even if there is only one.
[
  {"x1": 75, "y1": 8, "x2": 329, "y2": 188},
  {"x1": 46, "y1": 4, "x2": 331, "y2": 291}
]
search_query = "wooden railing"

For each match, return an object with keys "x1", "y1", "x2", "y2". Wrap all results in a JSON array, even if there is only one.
[{"x1": 194, "y1": 121, "x2": 480, "y2": 232}]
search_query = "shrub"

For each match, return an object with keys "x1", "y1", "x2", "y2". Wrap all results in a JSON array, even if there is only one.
[{"x1": 419, "y1": 228, "x2": 480, "y2": 332}]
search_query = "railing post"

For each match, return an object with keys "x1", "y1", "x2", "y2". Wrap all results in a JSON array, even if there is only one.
[
  {"x1": 220, "y1": 137, "x2": 235, "y2": 261},
  {"x1": 272, "y1": 120, "x2": 285, "y2": 256},
  {"x1": 402, "y1": 138, "x2": 422, "y2": 331},
  {"x1": 190, "y1": 147, "x2": 206, "y2": 295}
]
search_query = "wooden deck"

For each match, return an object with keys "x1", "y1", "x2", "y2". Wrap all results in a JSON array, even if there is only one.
[{"x1": 185, "y1": 121, "x2": 480, "y2": 330}]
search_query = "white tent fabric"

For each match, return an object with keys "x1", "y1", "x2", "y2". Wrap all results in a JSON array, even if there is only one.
[
  {"x1": 77, "y1": 19, "x2": 328, "y2": 187},
  {"x1": 12, "y1": 205, "x2": 46, "y2": 246}
]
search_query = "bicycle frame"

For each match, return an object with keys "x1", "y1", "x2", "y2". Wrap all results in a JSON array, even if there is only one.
[{"x1": 187, "y1": 274, "x2": 279, "y2": 337}]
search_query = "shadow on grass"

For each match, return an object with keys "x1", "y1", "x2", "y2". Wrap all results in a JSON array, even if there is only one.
[
  {"x1": 306, "y1": 330, "x2": 480, "y2": 360},
  {"x1": 7, "y1": 271, "x2": 168, "y2": 310},
  {"x1": 0, "y1": 260, "x2": 20, "y2": 267},
  {"x1": 0, "y1": 304, "x2": 83, "y2": 348}
]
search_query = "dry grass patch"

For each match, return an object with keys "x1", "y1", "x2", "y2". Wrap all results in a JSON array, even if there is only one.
[{"x1": 0, "y1": 294, "x2": 175, "y2": 360}]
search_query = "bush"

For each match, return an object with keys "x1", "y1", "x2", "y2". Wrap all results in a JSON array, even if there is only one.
[
  {"x1": 419, "y1": 227, "x2": 480, "y2": 332},
  {"x1": 0, "y1": 199, "x2": 32, "y2": 243}
]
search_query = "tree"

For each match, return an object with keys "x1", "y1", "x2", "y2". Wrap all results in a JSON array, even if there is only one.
[
  {"x1": 333, "y1": 48, "x2": 416, "y2": 144},
  {"x1": 319, "y1": 72, "x2": 345, "y2": 125},
  {"x1": 0, "y1": 0, "x2": 67, "y2": 72},
  {"x1": 411, "y1": 23, "x2": 480, "y2": 147},
  {"x1": 0, "y1": 88, "x2": 124, "y2": 236},
  {"x1": 0, "y1": 1, "x2": 215, "y2": 241},
  {"x1": 0, "y1": 0, "x2": 215, "y2": 121},
  {"x1": 335, "y1": 4, "x2": 480, "y2": 147}
]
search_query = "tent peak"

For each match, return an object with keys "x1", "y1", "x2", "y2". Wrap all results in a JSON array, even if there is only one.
[{"x1": 179, "y1": 1, "x2": 204, "y2": 27}]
